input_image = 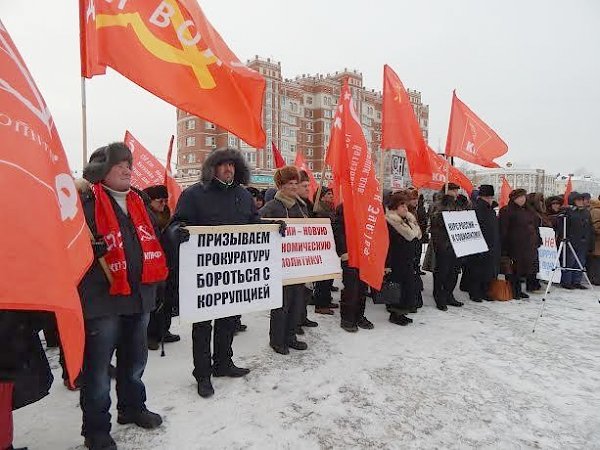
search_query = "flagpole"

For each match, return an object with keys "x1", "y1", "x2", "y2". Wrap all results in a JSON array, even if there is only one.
[
  {"x1": 81, "y1": 77, "x2": 88, "y2": 168},
  {"x1": 444, "y1": 154, "x2": 450, "y2": 194}
]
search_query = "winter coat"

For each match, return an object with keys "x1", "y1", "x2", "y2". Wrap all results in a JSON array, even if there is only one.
[
  {"x1": 332, "y1": 204, "x2": 348, "y2": 260},
  {"x1": 498, "y1": 201, "x2": 542, "y2": 276},
  {"x1": 298, "y1": 196, "x2": 314, "y2": 218},
  {"x1": 78, "y1": 186, "x2": 160, "y2": 320},
  {"x1": 468, "y1": 198, "x2": 501, "y2": 280},
  {"x1": 430, "y1": 195, "x2": 458, "y2": 255},
  {"x1": 259, "y1": 191, "x2": 308, "y2": 220},
  {"x1": 556, "y1": 205, "x2": 595, "y2": 254},
  {"x1": 0, "y1": 311, "x2": 53, "y2": 410},
  {"x1": 590, "y1": 199, "x2": 600, "y2": 256},
  {"x1": 386, "y1": 211, "x2": 422, "y2": 278}
]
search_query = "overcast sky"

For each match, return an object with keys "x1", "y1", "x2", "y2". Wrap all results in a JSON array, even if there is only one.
[{"x1": 1, "y1": 1, "x2": 598, "y2": 175}]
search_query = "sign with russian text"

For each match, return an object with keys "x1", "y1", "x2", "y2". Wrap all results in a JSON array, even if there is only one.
[
  {"x1": 179, "y1": 224, "x2": 283, "y2": 322},
  {"x1": 442, "y1": 210, "x2": 488, "y2": 258},
  {"x1": 537, "y1": 227, "x2": 560, "y2": 282},
  {"x1": 280, "y1": 218, "x2": 342, "y2": 285}
]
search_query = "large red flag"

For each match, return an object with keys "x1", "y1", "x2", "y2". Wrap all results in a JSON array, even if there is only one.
[
  {"x1": 382, "y1": 64, "x2": 432, "y2": 185},
  {"x1": 416, "y1": 147, "x2": 473, "y2": 194},
  {"x1": 165, "y1": 135, "x2": 182, "y2": 213},
  {"x1": 499, "y1": 176, "x2": 512, "y2": 208},
  {"x1": 80, "y1": 0, "x2": 266, "y2": 148},
  {"x1": 294, "y1": 151, "x2": 318, "y2": 200},
  {"x1": 0, "y1": 21, "x2": 92, "y2": 385},
  {"x1": 326, "y1": 79, "x2": 389, "y2": 289},
  {"x1": 271, "y1": 141, "x2": 286, "y2": 169},
  {"x1": 124, "y1": 131, "x2": 167, "y2": 190},
  {"x1": 563, "y1": 176, "x2": 573, "y2": 206},
  {"x1": 445, "y1": 90, "x2": 508, "y2": 168}
]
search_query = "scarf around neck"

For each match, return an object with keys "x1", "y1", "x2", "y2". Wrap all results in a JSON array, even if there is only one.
[
  {"x1": 92, "y1": 184, "x2": 168, "y2": 296},
  {"x1": 386, "y1": 210, "x2": 422, "y2": 241}
]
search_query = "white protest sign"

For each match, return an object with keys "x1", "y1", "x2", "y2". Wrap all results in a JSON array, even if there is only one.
[
  {"x1": 537, "y1": 226, "x2": 561, "y2": 282},
  {"x1": 442, "y1": 210, "x2": 489, "y2": 258},
  {"x1": 178, "y1": 224, "x2": 283, "y2": 323},
  {"x1": 280, "y1": 218, "x2": 342, "y2": 285}
]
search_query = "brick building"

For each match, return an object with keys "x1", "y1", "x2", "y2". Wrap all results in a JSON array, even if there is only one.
[{"x1": 176, "y1": 56, "x2": 429, "y2": 187}]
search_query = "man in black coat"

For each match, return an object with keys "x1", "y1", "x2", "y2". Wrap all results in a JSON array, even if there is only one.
[
  {"x1": 558, "y1": 192, "x2": 595, "y2": 289},
  {"x1": 79, "y1": 143, "x2": 171, "y2": 450},
  {"x1": 172, "y1": 148, "x2": 259, "y2": 398},
  {"x1": 467, "y1": 185, "x2": 501, "y2": 302}
]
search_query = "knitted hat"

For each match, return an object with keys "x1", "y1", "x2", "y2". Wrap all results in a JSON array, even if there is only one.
[
  {"x1": 509, "y1": 188, "x2": 527, "y2": 201},
  {"x1": 83, "y1": 142, "x2": 133, "y2": 184},
  {"x1": 143, "y1": 185, "x2": 168, "y2": 200},
  {"x1": 274, "y1": 166, "x2": 300, "y2": 188},
  {"x1": 478, "y1": 184, "x2": 494, "y2": 197}
]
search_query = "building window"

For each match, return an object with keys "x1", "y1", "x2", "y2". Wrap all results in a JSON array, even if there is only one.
[
  {"x1": 306, "y1": 122, "x2": 314, "y2": 130},
  {"x1": 186, "y1": 119, "x2": 196, "y2": 130},
  {"x1": 306, "y1": 96, "x2": 313, "y2": 105},
  {"x1": 325, "y1": 122, "x2": 331, "y2": 131},
  {"x1": 281, "y1": 96, "x2": 287, "y2": 107},
  {"x1": 283, "y1": 126, "x2": 289, "y2": 136},
  {"x1": 324, "y1": 110, "x2": 332, "y2": 119},
  {"x1": 290, "y1": 129, "x2": 296, "y2": 138},
  {"x1": 205, "y1": 122, "x2": 216, "y2": 130},
  {"x1": 282, "y1": 141, "x2": 290, "y2": 151},
  {"x1": 186, "y1": 136, "x2": 196, "y2": 147},
  {"x1": 186, "y1": 153, "x2": 196, "y2": 164},
  {"x1": 291, "y1": 144, "x2": 296, "y2": 153},
  {"x1": 205, "y1": 136, "x2": 216, "y2": 147},
  {"x1": 377, "y1": 112, "x2": 381, "y2": 119},
  {"x1": 228, "y1": 136, "x2": 237, "y2": 147},
  {"x1": 290, "y1": 102, "x2": 298, "y2": 113},
  {"x1": 307, "y1": 148, "x2": 313, "y2": 157},
  {"x1": 308, "y1": 162, "x2": 314, "y2": 170},
  {"x1": 306, "y1": 135, "x2": 313, "y2": 143}
]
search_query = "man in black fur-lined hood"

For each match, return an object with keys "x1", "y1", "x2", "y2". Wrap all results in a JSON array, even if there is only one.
[{"x1": 171, "y1": 147, "x2": 259, "y2": 398}]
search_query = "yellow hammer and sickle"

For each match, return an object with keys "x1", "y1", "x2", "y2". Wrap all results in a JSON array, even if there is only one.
[
  {"x1": 96, "y1": 2, "x2": 218, "y2": 89},
  {"x1": 393, "y1": 85, "x2": 403, "y2": 103}
]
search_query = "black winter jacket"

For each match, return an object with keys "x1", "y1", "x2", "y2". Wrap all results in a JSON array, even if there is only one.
[
  {"x1": 557, "y1": 206, "x2": 595, "y2": 253},
  {"x1": 470, "y1": 198, "x2": 501, "y2": 279},
  {"x1": 259, "y1": 194, "x2": 308, "y2": 220},
  {"x1": 78, "y1": 188, "x2": 160, "y2": 320}
]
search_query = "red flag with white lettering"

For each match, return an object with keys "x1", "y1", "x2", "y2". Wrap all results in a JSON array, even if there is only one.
[
  {"x1": 416, "y1": 146, "x2": 473, "y2": 194},
  {"x1": 80, "y1": 0, "x2": 266, "y2": 148},
  {"x1": 499, "y1": 176, "x2": 512, "y2": 208},
  {"x1": 445, "y1": 91, "x2": 508, "y2": 168},
  {"x1": 294, "y1": 151, "x2": 318, "y2": 200},
  {"x1": 124, "y1": 131, "x2": 168, "y2": 190},
  {"x1": 165, "y1": 135, "x2": 182, "y2": 213},
  {"x1": 0, "y1": 21, "x2": 92, "y2": 385},
  {"x1": 382, "y1": 64, "x2": 432, "y2": 185},
  {"x1": 326, "y1": 79, "x2": 388, "y2": 290}
]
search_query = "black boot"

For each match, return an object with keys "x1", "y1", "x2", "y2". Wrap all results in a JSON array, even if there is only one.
[
  {"x1": 295, "y1": 326, "x2": 305, "y2": 335},
  {"x1": 270, "y1": 343, "x2": 289, "y2": 355},
  {"x1": 389, "y1": 312, "x2": 410, "y2": 326},
  {"x1": 84, "y1": 434, "x2": 117, "y2": 450},
  {"x1": 117, "y1": 408, "x2": 163, "y2": 429},
  {"x1": 340, "y1": 320, "x2": 358, "y2": 332},
  {"x1": 288, "y1": 339, "x2": 308, "y2": 350},
  {"x1": 213, "y1": 363, "x2": 250, "y2": 378},
  {"x1": 196, "y1": 377, "x2": 214, "y2": 398},
  {"x1": 357, "y1": 316, "x2": 374, "y2": 330},
  {"x1": 163, "y1": 331, "x2": 181, "y2": 342},
  {"x1": 301, "y1": 318, "x2": 318, "y2": 327}
]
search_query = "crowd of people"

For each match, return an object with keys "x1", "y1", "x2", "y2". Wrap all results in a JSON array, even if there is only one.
[{"x1": 2, "y1": 145, "x2": 599, "y2": 450}]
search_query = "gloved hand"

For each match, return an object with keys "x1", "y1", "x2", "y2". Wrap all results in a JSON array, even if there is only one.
[
  {"x1": 276, "y1": 220, "x2": 287, "y2": 237},
  {"x1": 176, "y1": 224, "x2": 190, "y2": 243},
  {"x1": 92, "y1": 235, "x2": 108, "y2": 259}
]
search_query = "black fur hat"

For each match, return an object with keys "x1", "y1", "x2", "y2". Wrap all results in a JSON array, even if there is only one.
[
  {"x1": 479, "y1": 184, "x2": 495, "y2": 197},
  {"x1": 201, "y1": 147, "x2": 250, "y2": 186},
  {"x1": 83, "y1": 142, "x2": 133, "y2": 184},
  {"x1": 143, "y1": 185, "x2": 168, "y2": 200}
]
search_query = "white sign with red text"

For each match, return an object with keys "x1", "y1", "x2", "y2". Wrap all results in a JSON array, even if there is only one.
[
  {"x1": 537, "y1": 227, "x2": 561, "y2": 282},
  {"x1": 280, "y1": 218, "x2": 342, "y2": 285}
]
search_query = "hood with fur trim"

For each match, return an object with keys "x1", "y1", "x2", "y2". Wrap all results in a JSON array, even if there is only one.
[{"x1": 201, "y1": 148, "x2": 250, "y2": 186}]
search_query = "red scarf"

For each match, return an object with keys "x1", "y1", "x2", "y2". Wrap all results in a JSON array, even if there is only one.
[{"x1": 93, "y1": 184, "x2": 168, "y2": 296}]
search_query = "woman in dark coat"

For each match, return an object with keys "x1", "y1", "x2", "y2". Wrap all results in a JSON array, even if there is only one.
[
  {"x1": 0, "y1": 311, "x2": 53, "y2": 450},
  {"x1": 385, "y1": 191, "x2": 422, "y2": 326},
  {"x1": 499, "y1": 189, "x2": 542, "y2": 299},
  {"x1": 525, "y1": 193, "x2": 549, "y2": 292},
  {"x1": 260, "y1": 166, "x2": 309, "y2": 354}
]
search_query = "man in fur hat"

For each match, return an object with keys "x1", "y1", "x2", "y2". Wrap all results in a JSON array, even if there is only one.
[
  {"x1": 172, "y1": 148, "x2": 269, "y2": 398},
  {"x1": 79, "y1": 142, "x2": 177, "y2": 450}
]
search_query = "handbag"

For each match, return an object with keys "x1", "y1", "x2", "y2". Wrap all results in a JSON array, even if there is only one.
[
  {"x1": 373, "y1": 277, "x2": 402, "y2": 305},
  {"x1": 488, "y1": 278, "x2": 513, "y2": 301}
]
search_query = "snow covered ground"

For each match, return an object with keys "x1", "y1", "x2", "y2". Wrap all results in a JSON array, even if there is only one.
[{"x1": 14, "y1": 276, "x2": 600, "y2": 449}]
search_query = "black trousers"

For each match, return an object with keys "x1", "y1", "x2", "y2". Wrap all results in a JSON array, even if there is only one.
[
  {"x1": 147, "y1": 303, "x2": 172, "y2": 342},
  {"x1": 313, "y1": 279, "x2": 334, "y2": 308},
  {"x1": 433, "y1": 248, "x2": 459, "y2": 307},
  {"x1": 270, "y1": 284, "x2": 304, "y2": 348},
  {"x1": 340, "y1": 263, "x2": 367, "y2": 325},
  {"x1": 192, "y1": 317, "x2": 236, "y2": 380},
  {"x1": 507, "y1": 275, "x2": 524, "y2": 299}
]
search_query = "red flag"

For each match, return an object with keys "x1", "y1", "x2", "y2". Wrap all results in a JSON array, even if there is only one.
[
  {"x1": 0, "y1": 21, "x2": 92, "y2": 385},
  {"x1": 327, "y1": 79, "x2": 389, "y2": 289},
  {"x1": 271, "y1": 141, "x2": 286, "y2": 169},
  {"x1": 124, "y1": 131, "x2": 168, "y2": 190},
  {"x1": 80, "y1": 0, "x2": 266, "y2": 148},
  {"x1": 294, "y1": 151, "x2": 318, "y2": 200},
  {"x1": 499, "y1": 176, "x2": 512, "y2": 208},
  {"x1": 563, "y1": 176, "x2": 573, "y2": 206},
  {"x1": 445, "y1": 91, "x2": 508, "y2": 168},
  {"x1": 416, "y1": 147, "x2": 473, "y2": 194},
  {"x1": 165, "y1": 135, "x2": 182, "y2": 213},
  {"x1": 382, "y1": 65, "x2": 432, "y2": 185}
]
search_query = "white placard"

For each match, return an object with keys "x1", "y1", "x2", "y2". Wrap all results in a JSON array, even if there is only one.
[
  {"x1": 442, "y1": 210, "x2": 489, "y2": 258},
  {"x1": 178, "y1": 224, "x2": 283, "y2": 323},
  {"x1": 537, "y1": 226, "x2": 561, "y2": 282},
  {"x1": 280, "y1": 218, "x2": 342, "y2": 285}
]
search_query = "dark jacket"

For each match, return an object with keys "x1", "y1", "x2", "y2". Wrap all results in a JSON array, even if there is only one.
[
  {"x1": 430, "y1": 195, "x2": 458, "y2": 255},
  {"x1": 470, "y1": 198, "x2": 501, "y2": 279},
  {"x1": 78, "y1": 187, "x2": 160, "y2": 320},
  {"x1": 386, "y1": 212, "x2": 421, "y2": 277},
  {"x1": 332, "y1": 204, "x2": 347, "y2": 259},
  {"x1": 298, "y1": 197, "x2": 314, "y2": 218},
  {"x1": 557, "y1": 206, "x2": 595, "y2": 253},
  {"x1": 0, "y1": 311, "x2": 53, "y2": 410},
  {"x1": 259, "y1": 192, "x2": 308, "y2": 220},
  {"x1": 499, "y1": 201, "x2": 542, "y2": 276}
]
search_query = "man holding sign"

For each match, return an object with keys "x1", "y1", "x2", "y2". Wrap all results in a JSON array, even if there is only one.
[{"x1": 173, "y1": 148, "x2": 282, "y2": 398}]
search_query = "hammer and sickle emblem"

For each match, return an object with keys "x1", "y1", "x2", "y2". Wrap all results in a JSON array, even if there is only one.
[{"x1": 95, "y1": 1, "x2": 219, "y2": 89}]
